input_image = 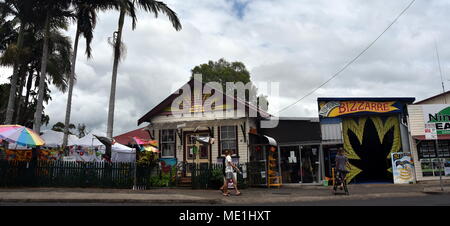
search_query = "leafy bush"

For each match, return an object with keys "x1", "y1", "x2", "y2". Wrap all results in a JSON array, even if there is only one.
[
  {"x1": 148, "y1": 166, "x2": 176, "y2": 187},
  {"x1": 137, "y1": 152, "x2": 158, "y2": 165},
  {"x1": 208, "y1": 168, "x2": 223, "y2": 189}
]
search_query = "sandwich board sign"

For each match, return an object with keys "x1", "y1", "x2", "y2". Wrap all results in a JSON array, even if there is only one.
[{"x1": 391, "y1": 152, "x2": 415, "y2": 184}]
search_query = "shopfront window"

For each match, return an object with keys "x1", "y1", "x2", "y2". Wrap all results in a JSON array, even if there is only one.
[
  {"x1": 418, "y1": 140, "x2": 450, "y2": 159},
  {"x1": 437, "y1": 141, "x2": 450, "y2": 158},
  {"x1": 418, "y1": 141, "x2": 437, "y2": 158},
  {"x1": 161, "y1": 129, "x2": 175, "y2": 157},
  {"x1": 220, "y1": 126, "x2": 237, "y2": 156},
  {"x1": 417, "y1": 140, "x2": 450, "y2": 177},
  {"x1": 420, "y1": 158, "x2": 449, "y2": 177}
]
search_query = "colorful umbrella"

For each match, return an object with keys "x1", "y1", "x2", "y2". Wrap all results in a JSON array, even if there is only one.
[{"x1": 0, "y1": 125, "x2": 45, "y2": 147}]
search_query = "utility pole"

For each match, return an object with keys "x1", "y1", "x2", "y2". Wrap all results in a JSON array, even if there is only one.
[{"x1": 435, "y1": 40, "x2": 446, "y2": 101}]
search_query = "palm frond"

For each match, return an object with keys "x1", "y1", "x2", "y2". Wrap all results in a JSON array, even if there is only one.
[{"x1": 135, "y1": 0, "x2": 182, "y2": 31}]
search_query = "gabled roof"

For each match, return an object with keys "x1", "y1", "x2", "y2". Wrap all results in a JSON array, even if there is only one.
[
  {"x1": 138, "y1": 78, "x2": 270, "y2": 125},
  {"x1": 414, "y1": 91, "x2": 450, "y2": 105}
]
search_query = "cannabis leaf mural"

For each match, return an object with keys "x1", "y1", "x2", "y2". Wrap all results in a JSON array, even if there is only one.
[{"x1": 343, "y1": 116, "x2": 401, "y2": 182}]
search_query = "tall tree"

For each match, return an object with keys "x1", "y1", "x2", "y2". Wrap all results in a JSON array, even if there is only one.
[
  {"x1": 1, "y1": 16, "x2": 73, "y2": 128},
  {"x1": 32, "y1": 0, "x2": 73, "y2": 134},
  {"x1": 106, "y1": 0, "x2": 181, "y2": 140},
  {"x1": 190, "y1": 58, "x2": 268, "y2": 110},
  {"x1": 62, "y1": 0, "x2": 120, "y2": 147},
  {"x1": 76, "y1": 123, "x2": 89, "y2": 138},
  {"x1": 0, "y1": 0, "x2": 35, "y2": 124},
  {"x1": 52, "y1": 121, "x2": 75, "y2": 133}
]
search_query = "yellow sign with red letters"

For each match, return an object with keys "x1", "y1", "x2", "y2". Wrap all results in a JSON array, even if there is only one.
[{"x1": 319, "y1": 101, "x2": 399, "y2": 118}]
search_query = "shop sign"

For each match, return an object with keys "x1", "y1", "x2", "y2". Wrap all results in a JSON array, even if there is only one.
[
  {"x1": 319, "y1": 101, "x2": 400, "y2": 118},
  {"x1": 391, "y1": 152, "x2": 415, "y2": 184},
  {"x1": 424, "y1": 123, "x2": 437, "y2": 140},
  {"x1": 422, "y1": 104, "x2": 450, "y2": 136}
]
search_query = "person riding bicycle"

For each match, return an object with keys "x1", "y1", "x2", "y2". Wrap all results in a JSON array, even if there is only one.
[{"x1": 335, "y1": 147, "x2": 350, "y2": 190}]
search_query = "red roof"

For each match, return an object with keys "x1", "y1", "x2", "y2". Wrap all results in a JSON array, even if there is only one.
[{"x1": 114, "y1": 127, "x2": 152, "y2": 145}]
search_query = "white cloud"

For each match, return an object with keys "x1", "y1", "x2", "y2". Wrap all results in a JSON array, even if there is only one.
[{"x1": 2, "y1": 0, "x2": 450, "y2": 136}]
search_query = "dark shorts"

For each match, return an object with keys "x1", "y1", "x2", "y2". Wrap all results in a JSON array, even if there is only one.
[{"x1": 336, "y1": 169, "x2": 349, "y2": 179}]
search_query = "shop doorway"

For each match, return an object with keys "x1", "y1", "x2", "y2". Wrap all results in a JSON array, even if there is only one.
[
  {"x1": 184, "y1": 132, "x2": 211, "y2": 176},
  {"x1": 280, "y1": 145, "x2": 320, "y2": 184}
]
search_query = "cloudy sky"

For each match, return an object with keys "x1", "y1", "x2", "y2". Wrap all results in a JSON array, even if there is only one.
[{"x1": 1, "y1": 0, "x2": 450, "y2": 136}]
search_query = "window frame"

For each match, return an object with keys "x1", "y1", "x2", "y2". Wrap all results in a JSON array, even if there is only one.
[
  {"x1": 219, "y1": 125, "x2": 238, "y2": 157},
  {"x1": 160, "y1": 129, "x2": 176, "y2": 158},
  {"x1": 418, "y1": 140, "x2": 450, "y2": 159}
]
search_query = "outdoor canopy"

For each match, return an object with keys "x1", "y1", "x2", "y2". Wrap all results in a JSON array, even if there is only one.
[
  {"x1": 68, "y1": 134, "x2": 136, "y2": 162},
  {"x1": 40, "y1": 130, "x2": 78, "y2": 147},
  {"x1": 0, "y1": 125, "x2": 45, "y2": 147},
  {"x1": 73, "y1": 133, "x2": 104, "y2": 147},
  {"x1": 110, "y1": 142, "x2": 136, "y2": 162}
]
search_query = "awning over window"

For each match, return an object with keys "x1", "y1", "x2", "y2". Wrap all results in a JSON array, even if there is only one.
[
  {"x1": 264, "y1": 135, "x2": 277, "y2": 146},
  {"x1": 249, "y1": 133, "x2": 277, "y2": 146}
]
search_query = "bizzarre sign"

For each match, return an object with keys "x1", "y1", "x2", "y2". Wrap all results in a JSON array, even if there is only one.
[{"x1": 319, "y1": 100, "x2": 402, "y2": 118}]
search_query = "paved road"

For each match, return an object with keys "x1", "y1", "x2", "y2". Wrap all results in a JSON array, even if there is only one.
[{"x1": 2, "y1": 193, "x2": 449, "y2": 206}]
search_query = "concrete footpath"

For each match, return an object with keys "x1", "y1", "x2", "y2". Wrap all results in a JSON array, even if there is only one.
[{"x1": 0, "y1": 182, "x2": 449, "y2": 205}]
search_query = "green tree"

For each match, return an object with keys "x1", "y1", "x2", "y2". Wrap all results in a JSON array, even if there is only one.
[
  {"x1": 76, "y1": 123, "x2": 90, "y2": 138},
  {"x1": 32, "y1": 0, "x2": 73, "y2": 134},
  {"x1": 0, "y1": 0, "x2": 36, "y2": 124},
  {"x1": 191, "y1": 58, "x2": 251, "y2": 88},
  {"x1": 190, "y1": 58, "x2": 269, "y2": 111},
  {"x1": 106, "y1": 0, "x2": 182, "y2": 142},
  {"x1": 0, "y1": 83, "x2": 11, "y2": 123},
  {"x1": 1, "y1": 21, "x2": 73, "y2": 128},
  {"x1": 52, "y1": 121, "x2": 75, "y2": 133},
  {"x1": 62, "y1": 0, "x2": 121, "y2": 147}
]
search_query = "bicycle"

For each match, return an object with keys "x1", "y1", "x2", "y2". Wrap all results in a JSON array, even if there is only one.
[{"x1": 332, "y1": 168, "x2": 349, "y2": 195}]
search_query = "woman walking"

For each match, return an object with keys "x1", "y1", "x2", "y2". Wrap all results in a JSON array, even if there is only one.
[{"x1": 220, "y1": 150, "x2": 241, "y2": 196}]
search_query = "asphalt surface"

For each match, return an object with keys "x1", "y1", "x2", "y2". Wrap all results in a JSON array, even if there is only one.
[
  {"x1": 0, "y1": 182, "x2": 449, "y2": 206},
  {"x1": 1, "y1": 194, "x2": 450, "y2": 206}
]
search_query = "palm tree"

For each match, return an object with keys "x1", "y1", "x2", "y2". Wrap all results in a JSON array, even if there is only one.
[
  {"x1": 106, "y1": 0, "x2": 182, "y2": 140},
  {"x1": 52, "y1": 121, "x2": 76, "y2": 133},
  {"x1": 1, "y1": 22, "x2": 73, "y2": 127},
  {"x1": 62, "y1": 0, "x2": 120, "y2": 147},
  {"x1": 32, "y1": 0, "x2": 73, "y2": 134},
  {"x1": 0, "y1": 0, "x2": 35, "y2": 124}
]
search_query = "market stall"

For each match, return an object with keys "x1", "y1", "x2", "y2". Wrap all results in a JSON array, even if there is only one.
[
  {"x1": 67, "y1": 134, "x2": 136, "y2": 163},
  {"x1": 40, "y1": 130, "x2": 78, "y2": 148}
]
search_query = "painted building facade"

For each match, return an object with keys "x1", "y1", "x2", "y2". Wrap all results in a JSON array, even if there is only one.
[
  {"x1": 136, "y1": 79, "x2": 269, "y2": 168},
  {"x1": 318, "y1": 97, "x2": 415, "y2": 183}
]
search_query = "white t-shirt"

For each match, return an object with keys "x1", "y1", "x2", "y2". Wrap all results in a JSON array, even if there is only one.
[{"x1": 225, "y1": 155, "x2": 233, "y2": 173}]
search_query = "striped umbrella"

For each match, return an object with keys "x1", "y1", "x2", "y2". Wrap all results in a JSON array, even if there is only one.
[{"x1": 0, "y1": 125, "x2": 45, "y2": 147}]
